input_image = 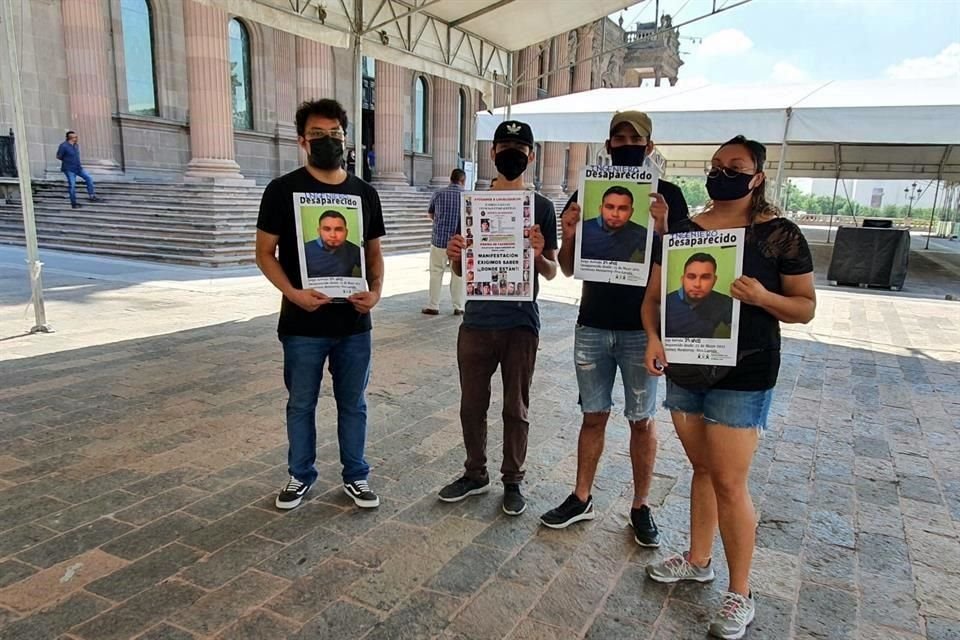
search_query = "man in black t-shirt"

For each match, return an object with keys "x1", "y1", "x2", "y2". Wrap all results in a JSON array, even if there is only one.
[
  {"x1": 256, "y1": 99, "x2": 385, "y2": 512},
  {"x1": 439, "y1": 120, "x2": 559, "y2": 517},
  {"x1": 540, "y1": 111, "x2": 689, "y2": 547},
  {"x1": 665, "y1": 253, "x2": 733, "y2": 339}
]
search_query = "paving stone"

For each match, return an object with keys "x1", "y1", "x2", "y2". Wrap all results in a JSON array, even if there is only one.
[
  {"x1": 856, "y1": 501, "x2": 906, "y2": 539},
  {"x1": 496, "y1": 535, "x2": 570, "y2": 589},
  {"x1": 16, "y1": 518, "x2": 134, "y2": 569},
  {"x1": 257, "y1": 526, "x2": 348, "y2": 579},
  {"x1": 746, "y1": 594, "x2": 795, "y2": 640},
  {"x1": 37, "y1": 490, "x2": 144, "y2": 532},
  {"x1": 365, "y1": 589, "x2": 462, "y2": 640},
  {"x1": 0, "y1": 592, "x2": 110, "y2": 640},
  {"x1": 854, "y1": 436, "x2": 891, "y2": 459},
  {"x1": 925, "y1": 616, "x2": 960, "y2": 640},
  {"x1": 136, "y1": 623, "x2": 199, "y2": 640},
  {"x1": 585, "y1": 614, "x2": 651, "y2": 639},
  {"x1": 72, "y1": 580, "x2": 204, "y2": 640},
  {"x1": 0, "y1": 559, "x2": 36, "y2": 590},
  {"x1": 180, "y1": 507, "x2": 277, "y2": 552},
  {"x1": 347, "y1": 549, "x2": 447, "y2": 612},
  {"x1": 125, "y1": 467, "x2": 206, "y2": 496},
  {"x1": 183, "y1": 481, "x2": 269, "y2": 520},
  {"x1": 85, "y1": 543, "x2": 203, "y2": 601},
  {"x1": 45, "y1": 469, "x2": 150, "y2": 504},
  {"x1": 0, "y1": 524, "x2": 58, "y2": 557},
  {"x1": 0, "y1": 496, "x2": 71, "y2": 531},
  {"x1": 428, "y1": 543, "x2": 509, "y2": 596},
  {"x1": 528, "y1": 557, "x2": 614, "y2": 631},
  {"x1": 897, "y1": 474, "x2": 943, "y2": 504},
  {"x1": 179, "y1": 535, "x2": 284, "y2": 589},
  {"x1": 795, "y1": 582, "x2": 856, "y2": 639},
  {"x1": 100, "y1": 512, "x2": 208, "y2": 560},
  {"x1": 266, "y1": 558, "x2": 369, "y2": 622},
  {"x1": 113, "y1": 487, "x2": 208, "y2": 526},
  {"x1": 757, "y1": 518, "x2": 807, "y2": 554},
  {"x1": 171, "y1": 569, "x2": 289, "y2": 635},
  {"x1": 855, "y1": 622, "x2": 925, "y2": 640},
  {"x1": 800, "y1": 542, "x2": 857, "y2": 591},
  {"x1": 913, "y1": 564, "x2": 960, "y2": 620},
  {"x1": 649, "y1": 599, "x2": 711, "y2": 640},
  {"x1": 0, "y1": 550, "x2": 128, "y2": 613},
  {"x1": 291, "y1": 600, "x2": 381, "y2": 640},
  {"x1": 906, "y1": 528, "x2": 960, "y2": 574},
  {"x1": 859, "y1": 571, "x2": 923, "y2": 635},
  {"x1": 211, "y1": 609, "x2": 300, "y2": 640},
  {"x1": 858, "y1": 533, "x2": 913, "y2": 581},
  {"x1": 603, "y1": 563, "x2": 670, "y2": 625},
  {"x1": 508, "y1": 619, "x2": 579, "y2": 640},
  {"x1": 751, "y1": 546, "x2": 801, "y2": 600},
  {"x1": 448, "y1": 579, "x2": 540, "y2": 640},
  {"x1": 806, "y1": 510, "x2": 855, "y2": 548},
  {"x1": 857, "y1": 476, "x2": 901, "y2": 507},
  {"x1": 254, "y1": 501, "x2": 344, "y2": 543}
]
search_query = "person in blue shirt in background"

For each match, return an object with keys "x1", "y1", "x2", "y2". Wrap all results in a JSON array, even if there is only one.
[{"x1": 56, "y1": 131, "x2": 100, "y2": 209}]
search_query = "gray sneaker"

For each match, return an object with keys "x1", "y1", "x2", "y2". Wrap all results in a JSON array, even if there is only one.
[
  {"x1": 708, "y1": 591, "x2": 755, "y2": 639},
  {"x1": 645, "y1": 552, "x2": 716, "y2": 583}
]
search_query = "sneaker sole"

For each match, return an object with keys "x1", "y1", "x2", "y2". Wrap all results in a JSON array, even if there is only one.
[
  {"x1": 502, "y1": 502, "x2": 527, "y2": 516},
  {"x1": 708, "y1": 607, "x2": 755, "y2": 640},
  {"x1": 646, "y1": 569, "x2": 716, "y2": 584},
  {"x1": 540, "y1": 510, "x2": 595, "y2": 529},
  {"x1": 438, "y1": 485, "x2": 490, "y2": 503},
  {"x1": 275, "y1": 496, "x2": 304, "y2": 510},
  {"x1": 634, "y1": 535, "x2": 662, "y2": 548},
  {"x1": 343, "y1": 487, "x2": 380, "y2": 508}
]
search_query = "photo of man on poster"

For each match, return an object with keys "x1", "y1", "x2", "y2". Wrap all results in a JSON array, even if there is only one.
[
  {"x1": 304, "y1": 209, "x2": 362, "y2": 278},
  {"x1": 664, "y1": 252, "x2": 733, "y2": 339},
  {"x1": 580, "y1": 186, "x2": 648, "y2": 263}
]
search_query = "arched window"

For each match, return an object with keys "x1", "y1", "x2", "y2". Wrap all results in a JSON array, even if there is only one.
[
  {"x1": 457, "y1": 89, "x2": 468, "y2": 161},
  {"x1": 228, "y1": 18, "x2": 253, "y2": 130},
  {"x1": 120, "y1": 0, "x2": 158, "y2": 116},
  {"x1": 413, "y1": 76, "x2": 428, "y2": 153}
]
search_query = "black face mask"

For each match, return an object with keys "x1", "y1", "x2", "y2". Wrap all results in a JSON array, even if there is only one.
[
  {"x1": 706, "y1": 171, "x2": 755, "y2": 201},
  {"x1": 494, "y1": 149, "x2": 529, "y2": 181},
  {"x1": 309, "y1": 137, "x2": 344, "y2": 170},
  {"x1": 610, "y1": 145, "x2": 647, "y2": 167}
]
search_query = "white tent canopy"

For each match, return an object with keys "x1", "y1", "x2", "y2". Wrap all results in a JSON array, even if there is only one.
[{"x1": 477, "y1": 78, "x2": 960, "y2": 179}]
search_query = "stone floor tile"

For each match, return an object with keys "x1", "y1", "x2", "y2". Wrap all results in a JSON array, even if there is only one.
[
  {"x1": 179, "y1": 535, "x2": 284, "y2": 589},
  {"x1": 447, "y1": 579, "x2": 540, "y2": 640},
  {"x1": 100, "y1": 512, "x2": 208, "y2": 561},
  {"x1": 85, "y1": 543, "x2": 202, "y2": 601},
  {"x1": 72, "y1": 581, "x2": 204, "y2": 640},
  {"x1": 265, "y1": 558, "x2": 370, "y2": 622},
  {"x1": 15, "y1": 518, "x2": 133, "y2": 569},
  {"x1": 170, "y1": 569, "x2": 289, "y2": 635},
  {"x1": 0, "y1": 549, "x2": 127, "y2": 613},
  {"x1": 211, "y1": 609, "x2": 300, "y2": 640},
  {"x1": 0, "y1": 592, "x2": 110, "y2": 640},
  {"x1": 290, "y1": 600, "x2": 381, "y2": 640},
  {"x1": 795, "y1": 582, "x2": 857, "y2": 639}
]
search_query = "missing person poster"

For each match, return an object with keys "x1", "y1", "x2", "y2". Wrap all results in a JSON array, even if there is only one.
[
  {"x1": 461, "y1": 190, "x2": 534, "y2": 301},
  {"x1": 574, "y1": 164, "x2": 659, "y2": 286},
  {"x1": 661, "y1": 229, "x2": 745, "y2": 366},
  {"x1": 293, "y1": 193, "x2": 367, "y2": 298}
]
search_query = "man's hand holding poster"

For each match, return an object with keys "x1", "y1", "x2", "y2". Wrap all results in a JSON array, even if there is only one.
[
  {"x1": 293, "y1": 193, "x2": 367, "y2": 298},
  {"x1": 661, "y1": 229, "x2": 745, "y2": 366},
  {"x1": 461, "y1": 191, "x2": 535, "y2": 301},
  {"x1": 574, "y1": 164, "x2": 659, "y2": 286}
]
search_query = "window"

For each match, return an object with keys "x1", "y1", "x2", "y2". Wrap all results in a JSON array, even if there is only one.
[
  {"x1": 413, "y1": 76, "x2": 428, "y2": 154},
  {"x1": 228, "y1": 18, "x2": 253, "y2": 130},
  {"x1": 457, "y1": 89, "x2": 467, "y2": 161},
  {"x1": 120, "y1": 0, "x2": 157, "y2": 116}
]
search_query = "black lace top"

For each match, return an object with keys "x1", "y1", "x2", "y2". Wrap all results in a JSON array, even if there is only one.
[{"x1": 663, "y1": 216, "x2": 814, "y2": 391}]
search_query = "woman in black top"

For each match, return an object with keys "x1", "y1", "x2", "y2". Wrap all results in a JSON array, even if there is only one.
[{"x1": 640, "y1": 136, "x2": 816, "y2": 639}]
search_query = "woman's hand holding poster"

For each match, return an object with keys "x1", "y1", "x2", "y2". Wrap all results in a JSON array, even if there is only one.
[
  {"x1": 461, "y1": 191, "x2": 535, "y2": 301},
  {"x1": 574, "y1": 164, "x2": 659, "y2": 286},
  {"x1": 661, "y1": 229, "x2": 745, "y2": 366},
  {"x1": 293, "y1": 193, "x2": 367, "y2": 298}
]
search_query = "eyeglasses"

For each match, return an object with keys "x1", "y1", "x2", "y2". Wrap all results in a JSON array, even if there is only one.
[
  {"x1": 306, "y1": 129, "x2": 346, "y2": 141},
  {"x1": 705, "y1": 166, "x2": 755, "y2": 179}
]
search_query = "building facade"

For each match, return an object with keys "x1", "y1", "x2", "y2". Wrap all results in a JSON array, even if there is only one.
[{"x1": 0, "y1": 1, "x2": 682, "y2": 193}]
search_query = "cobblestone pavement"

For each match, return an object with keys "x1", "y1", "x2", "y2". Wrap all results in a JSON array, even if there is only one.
[{"x1": 0, "y1": 245, "x2": 959, "y2": 639}]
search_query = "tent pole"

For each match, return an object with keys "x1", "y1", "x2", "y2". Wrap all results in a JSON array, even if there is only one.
[
  {"x1": 1, "y1": 1, "x2": 52, "y2": 333},
  {"x1": 772, "y1": 107, "x2": 792, "y2": 206},
  {"x1": 924, "y1": 176, "x2": 942, "y2": 250},
  {"x1": 506, "y1": 50, "x2": 514, "y2": 120},
  {"x1": 826, "y1": 144, "x2": 840, "y2": 244},
  {"x1": 352, "y1": 0, "x2": 363, "y2": 179}
]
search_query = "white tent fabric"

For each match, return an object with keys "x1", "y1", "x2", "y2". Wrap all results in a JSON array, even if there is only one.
[{"x1": 476, "y1": 78, "x2": 960, "y2": 179}]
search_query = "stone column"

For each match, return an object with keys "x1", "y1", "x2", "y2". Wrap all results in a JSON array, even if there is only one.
[
  {"x1": 183, "y1": 0, "x2": 243, "y2": 181},
  {"x1": 566, "y1": 25, "x2": 595, "y2": 191},
  {"x1": 61, "y1": 0, "x2": 119, "y2": 172},
  {"x1": 372, "y1": 61, "x2": 407, "y2": 186},
  {"x1": 476, "y1": 83, "x2": 509, "y2": 189},
  {"x1": 296, "y1": 37, "x2": 335, "y2": 102},
  {"x1": 273, "y1": 31, "x2": 297, "y2": 127},
  {"x1": 430, "y1": 78, "x2": 459, "y2": 186},
  {"x1": 541, "y1": 34, "x2": 571, "y2": 197},
  {"x1": 516, "y1": 45, "x2": 539, "y2": 103}
]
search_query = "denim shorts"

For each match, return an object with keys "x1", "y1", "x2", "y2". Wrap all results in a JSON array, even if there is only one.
[
  {"x1": 664, "y1": 380, "x2": 773, "y2": 430},
  {"x1": 574, "y1": 325, "x2": 658, "y2": 421}
]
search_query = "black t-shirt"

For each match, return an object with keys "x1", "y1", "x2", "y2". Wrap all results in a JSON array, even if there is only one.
[
  {"x1": 662, "y1": 217, "x2": 814, "y2": 390},
  {"x1": 462, "y1": 193, "x2": 558, "y2": 335},
  {"x1": 256, "y1": 168, "x2": 386, "y2": 337},
  {"x1": 565, "y1": 179, "x2": 688, "y2": 331}
]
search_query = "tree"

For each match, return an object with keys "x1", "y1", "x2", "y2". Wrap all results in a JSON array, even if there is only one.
[{"x1": 675, "y1": 178, "x2": 708, "y2": 210}]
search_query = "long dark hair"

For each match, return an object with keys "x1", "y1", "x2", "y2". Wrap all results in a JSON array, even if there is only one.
[{"x1": 717, "y1": 135, "x2": 780, "y2": 222}]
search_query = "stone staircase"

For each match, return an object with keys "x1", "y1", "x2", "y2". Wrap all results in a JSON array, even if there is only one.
[{"x1": 0, "y1": 180, "x2": 436, "y2": 267}]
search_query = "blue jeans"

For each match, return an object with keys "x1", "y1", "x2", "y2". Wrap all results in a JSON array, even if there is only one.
[
  {"x1": 574, "y1": 325, "x2": 658, "y2": 421},
  {"x1": 281, "y1": 332, "x2": 372, "y2": 485},
  {"x1": 664, "y1": 380, "x2": 773, "y2": 430},
  {"x1": 64, "y1": 170, "x2": 95, "y2": 205}
]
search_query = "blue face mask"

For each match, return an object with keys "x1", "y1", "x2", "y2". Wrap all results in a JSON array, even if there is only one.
[{"x1": 610, "y1": 145, "x2": 647, "y2": 167}]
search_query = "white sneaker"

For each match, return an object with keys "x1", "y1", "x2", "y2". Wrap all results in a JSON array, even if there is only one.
[{"x1": 708, "y1": 591, "x2": 755, "y2": 640}]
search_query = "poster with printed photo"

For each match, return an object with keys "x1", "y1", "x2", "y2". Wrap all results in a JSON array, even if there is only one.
[
  {"x1": 661, "y1": 229, "x2": 744, "y2": 366},
  {"x1": 574, "y1": 164, "x2": 659, "y2": 286},
  {"x1": 293, "y1": 192, "x2": 367, "y2": 298},
  {"x1": 461, "y1": 190, "x2": 534, "y2": 301}
]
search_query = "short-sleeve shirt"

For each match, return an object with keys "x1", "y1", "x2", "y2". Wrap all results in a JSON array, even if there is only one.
[
  {"x1": 429, "y1": 183, "x2": 463, "y2": 249},
  {"x1": 565, "y1": 178, "x2": 687, "y2": 331},
  {"x1": 256, "y1": 168, "x2": 387, "y2": 337},
  {"x1": 661, "y1": 216, "x2": 814, "y2": 390},
  {"x1": 462, "y1": 192, "x2": 558, "y2": 336}
]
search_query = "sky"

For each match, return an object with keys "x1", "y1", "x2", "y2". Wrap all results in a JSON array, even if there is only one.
[{"x1": 610, "y1": 0, "x2": 960, "y2": 87}]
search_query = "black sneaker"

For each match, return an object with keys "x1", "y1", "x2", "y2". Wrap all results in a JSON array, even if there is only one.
[
  {"x1": 275, "y1": 476, "x2": 311, "y2": 510},
  {"x1": 502, "y1": 483, "x2": 526, "y2": 516},
  {"x1": 71, "y1": 203, "x2": 81, "y2": 209},
  {"x1": 438, "y1": 475, "x2": 490, "y2": 502},
  {"x1": 631, "y1": 504, "x2": 661, "y2": 547},
  {"x1": 343, "y1": 480, "x2": 380, "y2": 508},
  {"x1": 540, "y1": 493, "x2": 596, "y2": 529}
]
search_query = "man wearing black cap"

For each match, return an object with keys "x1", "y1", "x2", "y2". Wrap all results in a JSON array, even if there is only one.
[
  {"x1": 539, "y1": 111, "x2": 689, "y2": 547},
  {"x1": 440, "y1": 120, "x2": 558, "y2": 516}
]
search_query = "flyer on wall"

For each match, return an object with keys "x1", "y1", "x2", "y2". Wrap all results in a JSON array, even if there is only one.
[
  {"x1": 574, "y1": 163, "x2": 659, "y2": 286},
  {"x1": 460, "y1": 190, "x2": 535, "y2": 301},
  {"x1": 293, "y1": 192, "x2": 367, "y2": 298},
  {"x1": 661, "y1": 228, "x2": 745, "y2": 366}
]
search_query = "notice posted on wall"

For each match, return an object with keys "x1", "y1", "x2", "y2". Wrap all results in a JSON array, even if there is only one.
[
  {"x1": 461, "y1": 190, "x2": 534, "y2": 301},
  {"x1": 293, "y1": 192, "x2": 367, "y2": 298},
  {"x1": 661, "y1": 228, "x2": 745, "y2": 366},
  {"x1": 574, "y1": 163, "x2": 659, "y2": 287}
]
